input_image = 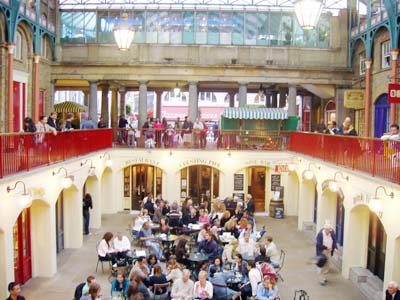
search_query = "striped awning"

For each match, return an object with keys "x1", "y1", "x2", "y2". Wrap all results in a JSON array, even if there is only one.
[
  {"x1": 223, "y1": 107, "x2": 288, "y2": 120},
  {"x1": 54, "y1": 101, "x2": 87, "y2": 113}
]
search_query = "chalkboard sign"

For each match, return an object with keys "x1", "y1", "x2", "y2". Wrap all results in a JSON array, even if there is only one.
[
  {"x1": 271, "y1": 174, "x2": 281, "y2": 191},
  {"x1": 234, "y1": 174, "x2": 244, "y2": 191},
  {"x1": 274, "y1": 207, "x2": 284, "y2": 219}
]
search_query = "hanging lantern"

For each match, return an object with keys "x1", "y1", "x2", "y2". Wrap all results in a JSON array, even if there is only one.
[
  {"x1": 113, "y1": 13, "x2": 135, "y2": 51},
  {"x1": 174, "y1": 83, "x2": 180, "y2": 96},
  {"x1": 294, "y1": 0, "x2": 324, "y2": 30}
]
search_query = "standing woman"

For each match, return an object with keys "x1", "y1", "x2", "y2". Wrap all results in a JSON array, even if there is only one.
[
  {"x1": 154, "y1": 118, "x2": 163, "y2": 148},
  {"x1": 83, "y1": 193, "x2": 93, "y2": 235}
]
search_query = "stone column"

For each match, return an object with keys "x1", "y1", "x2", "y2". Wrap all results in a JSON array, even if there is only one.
[
  {"x1": 188, "y1": 81, "x2": 198, "y2": 121},
  {"x1": 279, "y1": 87, "x2": 287, "y2": 108},
  {"x1": 50, "y1": 80, "x2": 55, "y2": 111},
  {"x1": 83, "y1": 91, "x2": 89, "y2": 107},
  {"x1": 265, "y1": 94, "x2": 271, "y2": 108},
  {"x1": 138, "y1": 81, "x2": 148, "y2": 128},
  {"x1": 271, "y1": 92, "x2": 278, "y2": 108},
  {"x1": 33, "y1": 54, "x2": 40, "y2": 121},
  {"x1": 390, "y1": 49, "x2": 399, "y2": 124},
  {"x1": 228, "y1": 91, "x2": 236, "y2": 108},
  {"x1": 111, "y1": 88, "x2": 118, "y2": 128},
  {"x1": 364, "y1": 59, "x2": 372, "y2": 137},
  {"x1": 119, "y1": 87, "x2": 127, "y2": 117},
  {"x1": 288, "y1": 85, "x2": 297, "y2": 117},
  {"x1": 88, "y1": 80, "x2": 98, "y2": 123},
  {"x1": 7, "y1": 44, "x2": 15, "y2": 132},
  {"x1": 101, "y1": 83, "x2": 110, "y2": 127},
  {"x1": 238, "y1": 82, "x2": 247, "y2": 107},
  {"x1": 155, "y1": 90, "x2": 163, "y2": 119}
]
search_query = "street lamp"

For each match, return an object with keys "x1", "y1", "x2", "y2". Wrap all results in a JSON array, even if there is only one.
[
  {"x1": 294, "y1": 0, "x2": 324, "y2": 30},
  {"x1": 114, "y1": 13, "x2": 134, "y2": 51},
  {"x1": 7, "y1": 181, "x2": 32, "y2": 208},
  {"x1": 174, "y1": 83, "x2": 181, "y2": 96}
]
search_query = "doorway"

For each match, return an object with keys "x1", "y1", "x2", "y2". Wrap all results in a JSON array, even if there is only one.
[
  {"x1": 13, "y1": 81, "x2": 26, "y2": 132},
  {"x1": 325, "y1": 100, "x2": 336, "y2": 123},
  {"x1": 180, "y1": 165, "x2": 219, "y2": 205},
  {"x1": 335, "y1": 195, "x2": 345, "y2": 246},
  {"x1": 13, "y1": 208, "x2": 31, "y2": 284},
  {"x1": 55, "y1": 192, "x2": 64, "y2": 253},
  {"x1": 313, "y1": 187, "x2": 318, "y2": 224},
  {"x1": 367, "y1": 212, "x2": 386, "y2": 280},
  {"x1": 247, "y1": 167, "x2": 265, "y2": 212},
  {"x1": 374, "y1": 94, "x2": 390, "y2": 138},
  {"x1": 124, "y1": 164, "x2": 163, "y2": 210}
]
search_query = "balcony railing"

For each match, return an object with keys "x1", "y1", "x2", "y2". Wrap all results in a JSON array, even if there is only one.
[
  {"x1": 0, "y1": 129, "x2": 112, "y2": 179},
  {"x1": 289, "y1": 132, "x2": 400, "y2": 185},
  {"x1": 112, "y1": 128, "x2": 290, "y2": 151}
]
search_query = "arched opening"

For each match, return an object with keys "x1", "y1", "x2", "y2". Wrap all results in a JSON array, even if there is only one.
[
  {"x1": 285, "y1": 171, "x2": 299, "y2": 216},
  {"x1": 101, "y1": 167, "x2": 114, "y2": 213},
  {"x1": 374, "y1": 94, "x2": 390, "y2": 138},
  {"x1": 13, "y1": 208, "x2": 31, "y2": 284},
  {"x1": 367, "y1": 212, "x2": 387, "y2": 280},
  {"x1": 30, "y1": 199, "x2": 54, "y2": 277},
  {"x1": 325, "y1": 100, "x2": 336, "y2": 123},
  {"x1": 180, "y1": 165, "x2": 220, "y2": 206},
  {"x1": 393, "y1": 236, "x2": 400, "y2": 284},
  {"x1": 298, "y1": 178, "x2": 316, "y2": 230},
  {"x1": 318, "y1": 188, "x2": 337, "y2": 231},
  {"x1": 83, "y1": 176, "x2": 101, "y2": 229},
  {"x1": 63, "y1": 185, "x2": 82, "y2": 248},
  {"x1": 123, "y1": 164, "x2": 163, "y2": 210}
]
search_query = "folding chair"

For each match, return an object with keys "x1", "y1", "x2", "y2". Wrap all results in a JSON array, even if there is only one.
[
  {"x1": 212, "y1": 282, "x2": 229, "y2": 300},
  {"x1": 152, "y1": 282, "x2": 171, "y2": 300},
  {"x1": 275, "y1": 249, "x2": 286, "y2": 282},
  {"x1": 95, "y1": 242, "x2": 112, "y2": 273},
  {"x1": 293, "y1": 290, "x2": 309, "y2": 300}
]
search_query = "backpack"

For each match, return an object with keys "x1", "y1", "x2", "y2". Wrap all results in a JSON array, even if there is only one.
[{"x1": 73, "y1": 282, "x2": 85, "y2": 300}]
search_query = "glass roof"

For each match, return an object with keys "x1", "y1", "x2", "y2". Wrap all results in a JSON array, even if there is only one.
[{"x1": 59, "y1": 0, "x2": 347, "y2": 15}]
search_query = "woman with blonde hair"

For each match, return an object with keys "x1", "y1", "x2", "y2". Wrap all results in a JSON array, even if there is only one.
[
  {"x1": 256, "y1": 275, "x2": 279, "y2": 300},
  {"x1": 193, "y1": 270, "x2": 213, "y2": 300},
  {"x1": 224, "y1": 217, "x2": 239, "y2": 239},
  {"x1": 166, "y1": 258, "x2": 183, "y2": 282},
  {"x1": 220, "y1": 210, "x2": 231, "y2": 227}
]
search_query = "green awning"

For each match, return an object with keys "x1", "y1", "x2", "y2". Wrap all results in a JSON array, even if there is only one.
[
  {"x1": 54, "y1": 101, "x2": 87, "y2": 113},
  {"x1": 223, "y1": 107, "x2": 288, "y2": 120}
]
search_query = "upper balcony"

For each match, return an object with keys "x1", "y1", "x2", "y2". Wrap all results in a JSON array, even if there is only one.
[{"x1": 1, "y1": 129, "x2": 399, "y2": 186}]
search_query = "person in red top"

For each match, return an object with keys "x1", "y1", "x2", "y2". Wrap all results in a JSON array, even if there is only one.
[
  {"x1": 200, "y1": 122, "x2": 208, "y2": 148},
  {"x1": 7, "y1": 282, "x2": 25, "y2": 300}
]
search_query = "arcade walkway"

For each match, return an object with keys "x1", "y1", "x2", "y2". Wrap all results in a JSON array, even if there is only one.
[{"x1": 21, "y1": 213, "x2": 364, "y2": 300}]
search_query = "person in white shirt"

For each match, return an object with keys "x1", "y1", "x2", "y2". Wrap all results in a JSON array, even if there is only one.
[
  {"x1": 193, "y1": 118, "x2": 204, "y2": 149},
  {"x1": 193, "y1": 270, "x2": 213, "y2": 300},
  {"x1": 264, "y1": 236, "x2": 280, "y2": 268},
  {"x1": 381, "y1": 124, "x2": 400, "y2": 141},
  {"x1": 171, "y1": 269, "x2": 194, "y2": 300},
  {"x1": 166, "y1": 258, "x2": 183, "y2": 283},
  {"x1": 113, "y1": 232, "x2": 131, "y2": 258},
  {"x1": 36, "y1": 116, "x2": 57, "y2": 143},
  {"x1": 237, "y1": 232, "x2": 257, "y2": 258},
  {"x1": 97, "y1": 232, "x2": 117, "y2": 265},
  {"x1": 132, "y1": 209, "x2": 151, "y2": 239}
]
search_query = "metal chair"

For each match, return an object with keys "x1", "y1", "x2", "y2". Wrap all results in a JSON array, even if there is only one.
[
  {"x1": 212, "y1": 282, "x2": 229, "y2": 300},
  {"x1": 293, "y1": 290, "x2": 309, "y2": 300},
  {"x1": 275, "y1": 249, "x2": 286, "y2": 282},
  {"x1": 152, "y1": 282, "x2": 171, "y2": 300},
  {"x1": 95, "y1": 242, "x2": 112, "y2": 273}
]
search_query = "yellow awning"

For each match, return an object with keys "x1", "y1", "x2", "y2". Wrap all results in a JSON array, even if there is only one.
[{"x1": 54, "y1": 101, "x2": 87, "y2": 113}]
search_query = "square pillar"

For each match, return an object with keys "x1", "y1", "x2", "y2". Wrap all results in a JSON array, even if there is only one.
[
  {"x1": 189, "y1": 82, "x2": 198, "y2": 121},
  {"x1": 89, "y1": 80, "x2": 98, "y2": 124},
  {"x1": 139, "y1": 81, "x2": 148, "y2": 128},
  {"x1": 238, "y1": 82, "x2": 247, "y2": 107},
  {"x1": 288, "y1": 86, "x2": 297, "y2": 116}
]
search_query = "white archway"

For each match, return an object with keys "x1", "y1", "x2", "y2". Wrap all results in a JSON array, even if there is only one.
[
  {"x1": 101, "y1": 167, "x2": 114, "y2": 213},
  {"x1": 317, "y1": 188, "x2": 337, "y2": 231},
  {"x1": 285, "y1": 171, "x2": 299, "y2": 216},
  {"x1": 298, "y1": 179, "x2": 316, "y2": 230}
]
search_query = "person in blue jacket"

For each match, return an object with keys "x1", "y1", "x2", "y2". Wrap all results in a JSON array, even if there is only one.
[
  {"x1": 315, "y1": 221, "x2": 337, "y2": 286},
  {"x1": 111, "y1": 272, "x2": 130, "y2": 296}
]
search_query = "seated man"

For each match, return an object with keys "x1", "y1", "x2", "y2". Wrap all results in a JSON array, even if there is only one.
[
  {"x1": 264, "y1": 236, "x2": 280, "y2": 268},
  {"x1": 171, "y1": 269, "x2": 194, "y2": 300},
  {"x1": 381, "y1": 124, "x2": 400, "y2": 141},
  {"x1": 385, "y1": 281, "x2": 400, "y2": 300},
  {"x1": 7, "y1": 282, "x2": 25, "y2": 300},
  {"x1": 237, "y1": 232, "x2": 257, "y2": 258},
  {"x1": 182, "y1": 207, "x2": 198, "y2": 226},
  {"x1": 239, "y1": 222, "x2": 257, "y2": 241},
  {"x1": 198, "y1": 231, "x2": 219, "y2": 261},
  {"x1": 81, "y1": 275, "x2": 96, "y2": 297},
  {"x1": 139, "y1": 221, "x2": 163, "y2": 259},
  {"x1": 129, "y1": 256, "x2": 150, "y2": 282},
  {"x1": 113, "y1": 232, "x2": 131, "y2": 259},
  {"x1": 208, "y1": 266, "x2": 237, "y2": 300}
]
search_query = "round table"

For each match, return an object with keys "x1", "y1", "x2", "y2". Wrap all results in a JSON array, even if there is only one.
[{"x1": 225, "y1": 272, "x2": 245, "y2": 291}]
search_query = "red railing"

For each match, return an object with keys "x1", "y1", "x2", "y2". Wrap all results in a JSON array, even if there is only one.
[
  {"x1": 0, "y1": 129, "x2": 112, "y2": 179},
  {"x1": 113, "y1": 128, "x2": 290, "y2": 151},
  {"x1": 288, "y1": 132, "x2": 400, "y2": 184}
]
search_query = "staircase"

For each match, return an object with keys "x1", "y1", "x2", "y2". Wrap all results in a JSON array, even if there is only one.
[{"x1": 349, "y1": 267, "x2": 383, "y2": 300}]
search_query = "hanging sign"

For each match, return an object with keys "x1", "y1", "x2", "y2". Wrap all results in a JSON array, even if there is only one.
[
  {"x1": 388, "y1": 83, "x2": 400, "y2": 104},
  {"x1": 344, "y1": 89, "x2": 365, "y2": 109}
]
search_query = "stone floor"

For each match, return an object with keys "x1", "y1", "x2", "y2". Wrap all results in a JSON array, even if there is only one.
[{"x1": 21, "y1": 212, "x2": 364, "y2": 300}]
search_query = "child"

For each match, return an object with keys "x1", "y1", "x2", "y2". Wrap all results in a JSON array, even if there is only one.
[{"x1": 165, "y1": 124, "x2": 175, "y2": 148}]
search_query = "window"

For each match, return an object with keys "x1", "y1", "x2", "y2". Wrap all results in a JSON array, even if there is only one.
[
  {"x1": 15, "y1": 32, "x2": 22, "y2": 60},
  {"x1": 359, "y1": 52, "x2": 366, "y2": 75},
  {"x1": 381, "y1": 40, "x2": 391, "y2": 69},
  {"x1": 40, "y1": 36, "x2": 47, "y2": 58}
]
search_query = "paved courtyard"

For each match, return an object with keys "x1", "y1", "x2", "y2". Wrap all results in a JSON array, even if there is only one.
[{"x1": 22, "y1": 212, "x2": 364, "y2": 300}]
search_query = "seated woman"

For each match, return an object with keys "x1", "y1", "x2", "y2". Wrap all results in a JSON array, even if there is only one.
[
  {"x1": 175, "y1": 238, "x2": 190, "y2": 266},
  {"x1": 132, "y1": 209, "x2": 151, "y2": 239},
  {"x1": 232, "y1": 254, "x2": 248, "y2": 277},
  {"x1": 222, "y1": 240, "x2": 238, "y2": 264},
  {"x1": 166, "y1": 258, "x2": 183, "y2": 283},
  {"x1": 256, "y1": 275, "x2": 279, "y2": 300},
  {"x1": 223, "y1": 217, "x2": 239, "y2": 239},
  {"x1": 182, "y1": 208, "x2": 198, "y2": 226},
  {"x1": 232, "y1": 261, "x2": 262, "y2": 300},
  {"x1": 97, "y1": 232, "x2": 117, "y2": 264},
  {"x1": 159, "y1": 218, "x2": 170, "y2": 235},
  {"x1": 110, "y1": 272, "x2": 130, "y2": 296},
  {"x1": 131, "y1": 274, "x2": 151, "y2": 300},
  {"x1": 148, "y1": 265, "x2": 169, "y2": 300},
  {"x1": 255, "y1": 245, "x2": 271, "y2": 264},
  {"x1": 197, "y1": 224, "x2": 211, "y2": 243},
  {"x1": 208, "y1": 266, "x2": 237, "y2": 300},
  {"x1": 220, "y1": 210, "x2": 231, "y2": 228},
  {"x1": 207, "y1": 256, "x2": 224, "y2": 275},
  {"x1": 193, "y1": 270, "x2": 213, "y2": 300},
  {"x1": 198, "y1": 209, "x2": 210, "y2": 225},
  {"x1": 147, "y1": 254, "x2": 158, "y2": 275}
]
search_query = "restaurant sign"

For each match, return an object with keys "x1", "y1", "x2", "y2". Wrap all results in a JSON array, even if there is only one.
[
  {"x1": 344, "y1": 89, "x2": 365, "y2": 109},
  {"x1": 388, "y1": 83, "x2": 400, "y2": 104}
]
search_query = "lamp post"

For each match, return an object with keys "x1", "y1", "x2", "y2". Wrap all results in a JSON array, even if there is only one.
[
  {"x1": 294, "y1": 0, "x2": 324, "y2": 30},
  {"x1": 114, "y1": 13, "x2": 134, "y2": 51}
]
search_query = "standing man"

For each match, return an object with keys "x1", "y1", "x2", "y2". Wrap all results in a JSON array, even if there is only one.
[
  {"x1": 83, "y1": 193, "x2": 93, "y2": 235},
  {"x1": 7, "y1": 282, "x2": 25, "y2": 300},
  {"x1": 98, "y1": 116, "x2": 107, "y2": 128},
  {"x1": 193, "y1": 118, "x2": 204, "y2": 149},
  {"x1": 315, "y1": 221, "x2": 337, "y2": 286},
  {"x1": 47, "y1": 112, "x2": 59, "y2": 130},
  {"x1": 245, "y1": 194, "x2": 255, "y2": 216}
]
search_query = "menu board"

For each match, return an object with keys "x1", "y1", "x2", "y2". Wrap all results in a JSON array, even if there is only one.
[
  {"x1": 234, "y1": 174, "x2": 244, "y2": 191},
  {"x1": 271, "y1": 174, "x2": 281, "y2": 191}
]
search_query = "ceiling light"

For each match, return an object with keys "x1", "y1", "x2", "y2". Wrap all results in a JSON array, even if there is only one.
[{"x1": 294, "y1": 0, "x2": 324, "y2": 29}]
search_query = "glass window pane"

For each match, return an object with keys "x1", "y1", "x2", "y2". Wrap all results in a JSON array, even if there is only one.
[
  {"x1": 256, "y1": 13, "x2": 268, "y2": 45},
  {"x1": 84, "y1": 12, "x2": 96, "y2": 42},
  {"x1": 132, "y1": 11, "x2": 145, "y2": 43},
  {"x1": 158, "y1": 11, "x2": 170, "y2": 44},
  {"x1": 146, "y1": 11, "x2": 158, "y2": 43},
  {"x1": 71, "y1": 12, "x2": 84, "y2": 43},
  {"x1": 220, "y1": 12, "x2": 232, "y2": 44},
  {"x1": 207, "y1": 11, "x2": 219, "y2": 44},
  {"x1": 245, "y1": 13, "x2": 257, "y2": 45},
  {"x1": 60, "y1": 12, "x2": 73, "y2": 42},
  {"x1": 280, "y1": 14, "x2": 293, "y2": 46},
  {"x1": 213, "y1": 168, "x2": 219, "y2": 198},
  {"x1": 189, "y1": 166, "x2": 199, "y2": 200},
  {"x1": 269, "y1": 12, "x2": 280, "y2": 46},
  {"x1": 170, "y1": 11, "x2": 183, "y2": 44},
  {"x1": 183, "y1": 11, "x2": 194, "y2": 44},
  {"x1": 317, "y1": 14, "x2": 330, "y2": 48},
  {"x1": 98, "y1": 11, "x2": 118, "y2": 43},
  {"x1": 232, "y1": 12, "x2": 244, "y2": 45},
  {"x1": 195, "y1": 12, "x2": 207, "y2": 44}
]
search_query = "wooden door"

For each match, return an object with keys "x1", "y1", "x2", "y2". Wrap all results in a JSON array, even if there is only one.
[
  {"x1": 13, "y1": 208, "x2": 32, "y2": 284},
  {"x1": 367, "y1": 212, "x2": 386, "y2": 280},
  {"x1": 335, "y1": 196, "x2": 344, "y2": 246},
  {"x1": 56, "y1": 192, "x2": 64, "y2": 253},
  {"x1": 13, "y1": 81, "x2": 21, "y2": 132},
  {"x1": 249, "y1": 167, "x2": 265, "y2": 212}
]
